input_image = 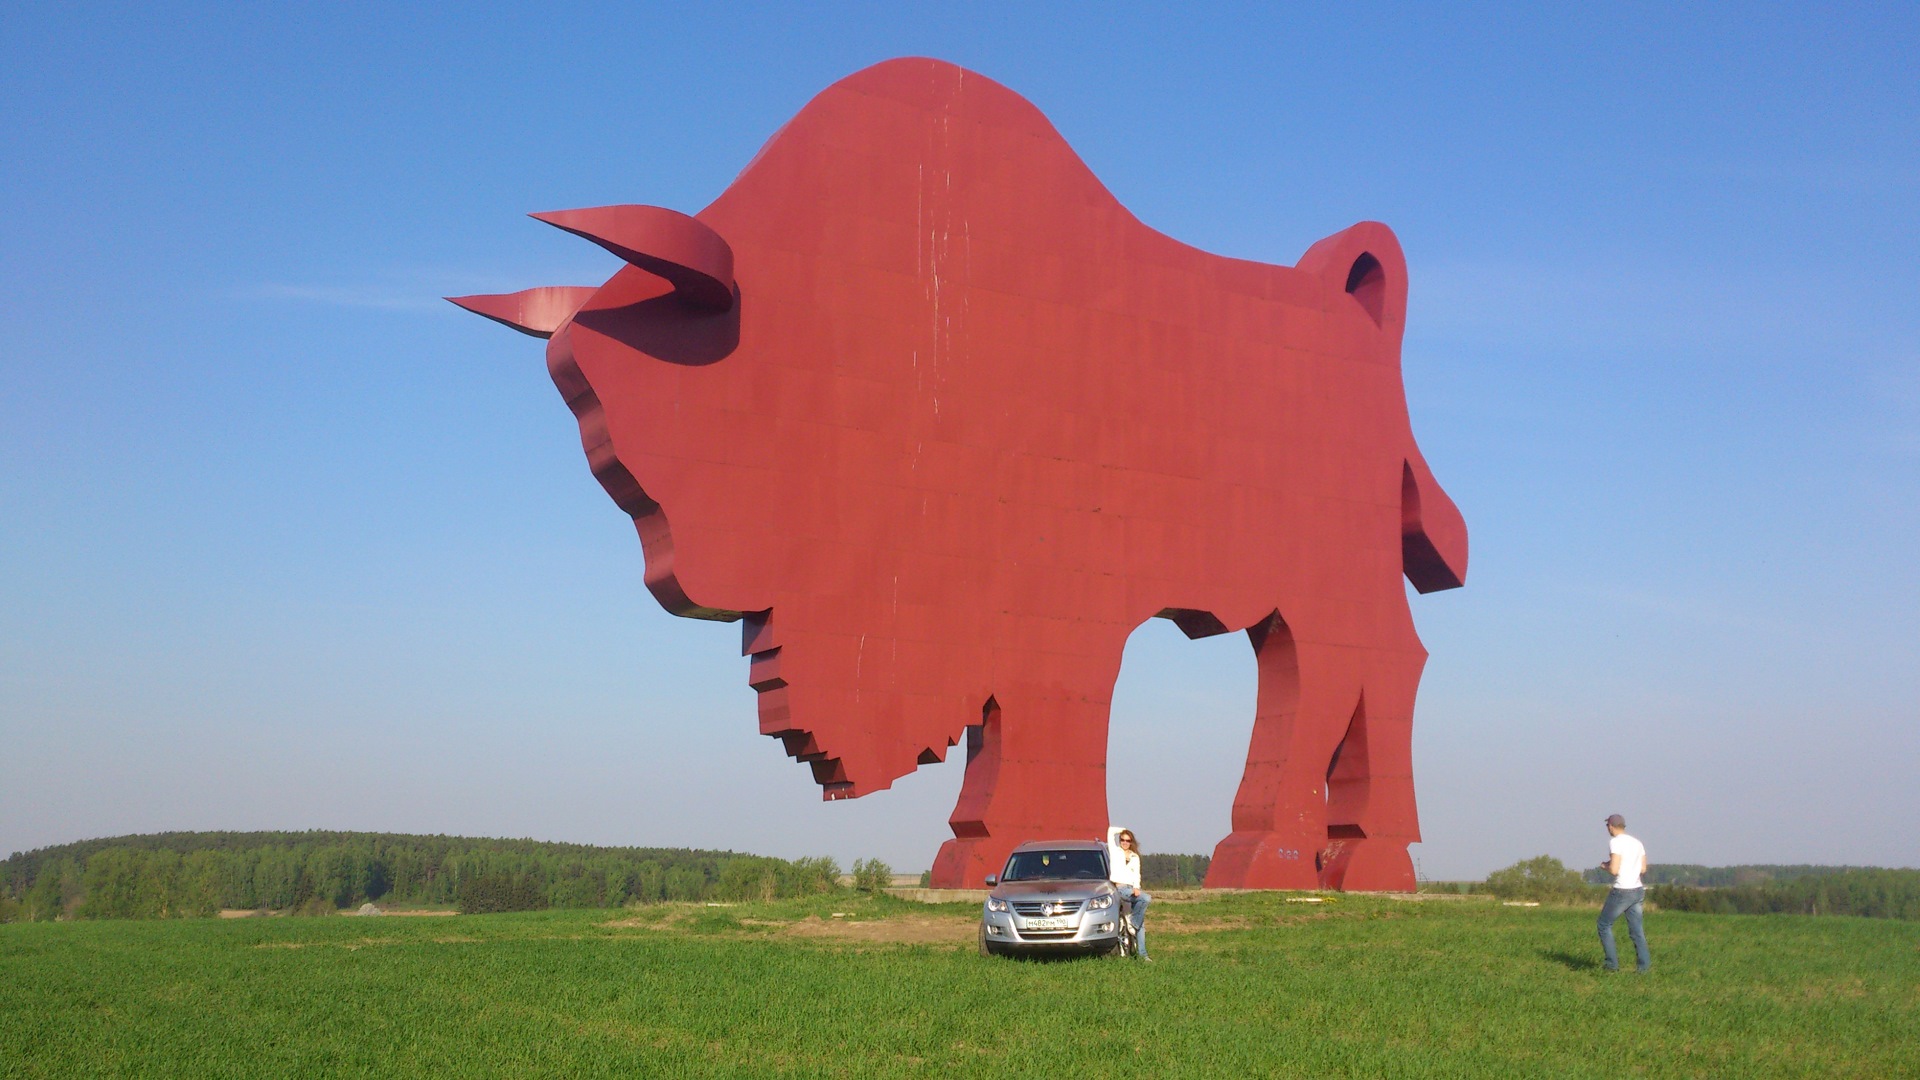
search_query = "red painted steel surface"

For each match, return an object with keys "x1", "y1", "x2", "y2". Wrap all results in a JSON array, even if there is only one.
[{"x1": 451, "y1": 58, "x2": 1466, "y2": 891}]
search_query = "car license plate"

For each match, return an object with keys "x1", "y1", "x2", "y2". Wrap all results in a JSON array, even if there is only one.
[{"x1": 1024, "y1": 916, "x2": 1070, "y2": 930}]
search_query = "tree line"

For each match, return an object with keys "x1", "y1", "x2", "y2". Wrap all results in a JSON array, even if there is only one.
[
  {"x1": 0, "y1": 831, "x2": 846, "y2": 921},
  {"x1": 1141, "y1": 853, "x2": 1210, "y2": 888},
  {"x1": 1582, "y1": 863, "x2": 1884, "y2": 887},
  {"x1": 1484, "y1": 856, "x2": 1920, "y2": 920},
  {"x1": 1648, "y1": 869, "x2": 1920, "y2": 920}
]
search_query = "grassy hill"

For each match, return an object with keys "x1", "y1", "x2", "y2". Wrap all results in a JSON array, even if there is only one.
[{"x1": 3, "y1": 890, "x2": 1914, "y2": 1076}]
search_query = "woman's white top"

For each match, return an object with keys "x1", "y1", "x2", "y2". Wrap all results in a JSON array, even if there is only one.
[{"x1": 1106, "y1": 825, "x2": 1142, "y2": 888}]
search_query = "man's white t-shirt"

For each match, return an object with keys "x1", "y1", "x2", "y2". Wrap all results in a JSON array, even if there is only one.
[{"x1": 1609, "y1": 833, "x2": 1647, "y2": 890}]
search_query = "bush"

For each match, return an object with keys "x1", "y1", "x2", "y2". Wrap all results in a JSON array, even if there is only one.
[
  {"x1": 1484, "y1": 856, "x2": 1596, "y2": 904},
  {"x1": 714, "y1": 857, "x2": 782, "y2": 902},
  {"x1": 851, "y1": 858, "x2": 892, "y2": 894},
  {"x1": 785, "y1": 856, "x2": 842, "y2": 896},
  {"x1": 456, "y1": 873, "x2": 550, "y2": 914},
  {"x1": 23, "y1": 858, "x2": 80, "y2": 921}
]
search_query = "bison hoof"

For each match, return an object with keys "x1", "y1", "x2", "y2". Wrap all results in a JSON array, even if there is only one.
[
  {"x1": 1320, "y1": 838, "x2": 1415, "y2": 892},
  {"x1": 1206, "y1": 832, "x2": 1322, "y2": 890}
]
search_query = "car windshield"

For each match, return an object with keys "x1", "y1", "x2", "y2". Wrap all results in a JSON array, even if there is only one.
[{"x1": 1002, "y1": 849, "x2": 1109, "y2": 882}]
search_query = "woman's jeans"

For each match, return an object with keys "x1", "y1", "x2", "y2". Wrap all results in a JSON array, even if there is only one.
[
  {"x1": 1116, "y1": 884, "x2": 1151, "y2": 959},
  {"x1": 1597, "y1": 887, "x2": 1650, "y2": 971}
]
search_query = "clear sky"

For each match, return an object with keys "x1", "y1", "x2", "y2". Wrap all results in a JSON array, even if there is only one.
[{"x1": 3, "y1": 3, "x2": 1915, "y2": 879}]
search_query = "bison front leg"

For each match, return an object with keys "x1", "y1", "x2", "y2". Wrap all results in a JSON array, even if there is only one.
[
  {"x1": 1206, "y1": 612, "x2": 1365, "y2": 890},
  {"x1": 930, "y1": 685, "x2": 1113, "y2": 889}
]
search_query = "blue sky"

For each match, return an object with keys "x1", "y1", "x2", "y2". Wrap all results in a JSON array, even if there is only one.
[{"x1": 3, "y1": 3, "x2": 1914, "y2": 879}]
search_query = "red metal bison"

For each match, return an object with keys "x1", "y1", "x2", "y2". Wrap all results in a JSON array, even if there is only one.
[{"x1": 453, "y1": 58, "x2": 1466, "y2": 891}]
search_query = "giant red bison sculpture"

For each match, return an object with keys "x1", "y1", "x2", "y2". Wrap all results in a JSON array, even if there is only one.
[{"x1": 453, "y1": 57, "x2": 1467, "y2": 890}]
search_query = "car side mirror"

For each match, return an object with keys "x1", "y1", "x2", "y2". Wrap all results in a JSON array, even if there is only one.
[{"x1": 983, "y1": 875, "x2": 997, "y2": 887}]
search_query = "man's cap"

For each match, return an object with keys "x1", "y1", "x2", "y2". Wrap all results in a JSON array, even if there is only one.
[{"x1": 1605, "y1": 814, "x2": 1626, "y2": 827}]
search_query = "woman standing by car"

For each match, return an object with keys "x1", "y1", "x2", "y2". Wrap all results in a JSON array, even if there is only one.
[{"x1": 1106, "y1": 826, "x2": 1152, "y2": 961}]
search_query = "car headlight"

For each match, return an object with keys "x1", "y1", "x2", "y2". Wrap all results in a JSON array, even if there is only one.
[
  {"x1": 1085, "y1": 893, "x2": 1113, "y2": 910},
  {"x1": 986, "y1": 896, "x2": 1009, "y2": 912}
]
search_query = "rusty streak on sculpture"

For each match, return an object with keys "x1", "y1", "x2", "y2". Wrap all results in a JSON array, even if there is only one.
[{"x1": 451, "y1": 58, "x2": 1467, "y2": 891}]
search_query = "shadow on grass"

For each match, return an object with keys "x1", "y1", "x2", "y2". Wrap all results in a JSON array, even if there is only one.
[{"x1": 1541, "y1": 948, "x2": 1602, "y2": 971}]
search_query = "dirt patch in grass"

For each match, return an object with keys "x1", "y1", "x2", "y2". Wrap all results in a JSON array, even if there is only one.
[
  {"x1": 219, "y1": 908, "x2": 459, "y2": 919},
  {"x1": 780, "y1": 914, "x2": 973, "y2": 945},
  {"x1": 603, "y1": 905, "x2": 1336, "y2": 944},
  {"x1": 601, "y1": 913, "x2": 680, "y2": 930},
  {"x1": 599, "y1": 909, "x2": 973, "y2": 946},
  {"x1": 1151, "y1": 915, "x2": 1256, "y2": 932},
  {"x1": 1153, "y1": 910, "x2": 1364, "y2": 933},
  {"x1": 251, "y1": 937, "x2": 403, "y2": 951},
  {"x1": 251, "y1": 935, "x2": 482, "y2": 951}
]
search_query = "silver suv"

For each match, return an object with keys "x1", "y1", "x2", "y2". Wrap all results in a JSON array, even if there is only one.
[{"x1": 978, "y1": 840, "x2": 1123, "y2": 957}]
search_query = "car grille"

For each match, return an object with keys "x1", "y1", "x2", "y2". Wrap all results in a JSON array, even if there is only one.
[
  {"x1": 1013, "y1": 895, "x2": 1090, "y2": 910},
  {"x1": 1015, "y1": 929, "x2": 1079, "y2": 940},
  {"x1": 1013, "y1": 900, "x2": 1083, "y2": 916}
]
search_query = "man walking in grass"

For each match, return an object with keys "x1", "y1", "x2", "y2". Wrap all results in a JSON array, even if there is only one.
[{"x1": 1597, "y1": 813, "x2": 1652, "y2": 973}]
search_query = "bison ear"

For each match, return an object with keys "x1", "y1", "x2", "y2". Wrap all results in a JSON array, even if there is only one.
[
  {"x1": 447, "y1": 286, "x2": 600, "y2": 338},
  {"x1": 1297, "y1": 222, "x2": 1408, "y2": 334},
  {"x1": 531, "y1": 205, "x2": 736, "y2": 313}
]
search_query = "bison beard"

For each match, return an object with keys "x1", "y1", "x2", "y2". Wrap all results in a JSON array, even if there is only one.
[{"x1": 450, "y1": 58, "x2": 1467, "y2": 891}]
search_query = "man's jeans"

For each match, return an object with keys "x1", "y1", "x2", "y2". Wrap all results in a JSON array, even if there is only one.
[
  {"x1": 1116, "y1": 884, "x2": 1151, "y2": 959},
  {"x1": 1597, "y1": 886, "x2": 1650, "y2": 972}
]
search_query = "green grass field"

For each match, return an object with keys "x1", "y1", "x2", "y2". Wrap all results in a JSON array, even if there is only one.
[{"x1": 4, "y1": 891, "x2": 1916, "y2": 1077}]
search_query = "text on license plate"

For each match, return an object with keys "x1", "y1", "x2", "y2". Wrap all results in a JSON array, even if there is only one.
[{"x1": 1024, "y1": 916, "x2": 1071, "y2": 930}]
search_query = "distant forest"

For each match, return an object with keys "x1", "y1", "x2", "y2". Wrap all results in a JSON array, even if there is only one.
[
  {"x1": 1647, "y1": 869, "x2": 1920, "y2": 920},
  {"x1": 1141, "y1": 853, "x2": 1210, "y2": 888},
  {"x1": 1581, "y1": 863, "x2": 1889, "y2": 887},
  {"x1": 17, "y1": 836, "x2": 1904, "y2": 924},
  {"x1": 1572, "y1": 863, "x2": 1920, "y2": 921},
  {"x1": 0, "y1": 831, "x2": 844, "y2": 921}
]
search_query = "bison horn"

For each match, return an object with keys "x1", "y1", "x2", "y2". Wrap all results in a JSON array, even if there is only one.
[
  {"x1": 445, "y1": 286, "x2": 601, "y2": 339},
  {"x1": 531, "y1": 205, "x2": 736, "y2": 313}
]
